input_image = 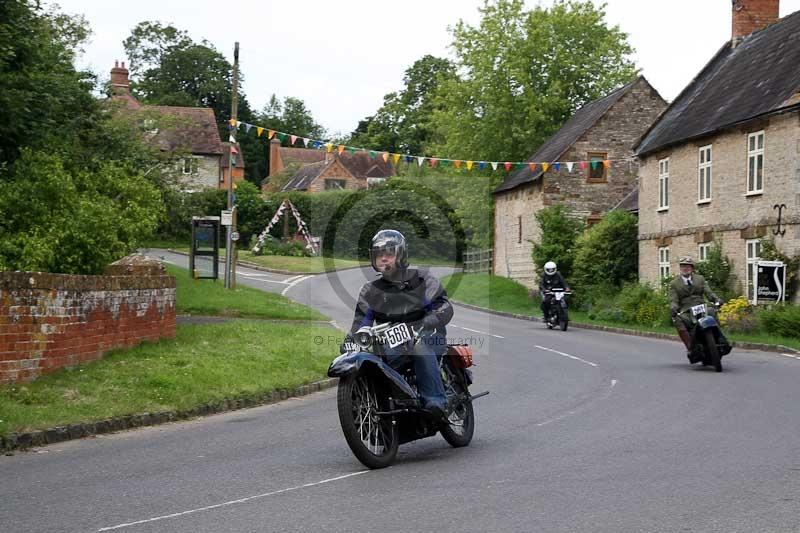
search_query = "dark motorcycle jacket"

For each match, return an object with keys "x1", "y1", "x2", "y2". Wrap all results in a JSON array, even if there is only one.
[
  {"x1": 539, "y1": 272, "x2": 570, "y2": 293},
  {"x1": 349, "y1": 268, "x2": 453, "y2": 336}
]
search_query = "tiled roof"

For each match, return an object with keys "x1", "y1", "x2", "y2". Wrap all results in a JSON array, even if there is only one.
[
  {"x1": 636, "y1": 10, "x2": 800, "y2": 156},
  {"x1": 143, "y1": 106, "x2": 223, "y2": 155},
  {"x1": 614, "y1": 188, "x2": 638, "y2": 213},
  {"x1": 278, "y1": 148, "x2": 395, "y2": 179},
  {"x1": 281, "y1": 161, "x2": 328, "y2": 191},
  {"x1": 494, "y1": 78, "x2": 641, "y2": 194}
]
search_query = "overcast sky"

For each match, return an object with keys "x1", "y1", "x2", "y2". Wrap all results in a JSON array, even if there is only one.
[{"x1": 50, "y1": 0, "x2": 800, "y2": 137}]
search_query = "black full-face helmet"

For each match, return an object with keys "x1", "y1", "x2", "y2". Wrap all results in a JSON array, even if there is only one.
[{"x1": 370, "y1": 229, "x2": 408, "y2": 273}]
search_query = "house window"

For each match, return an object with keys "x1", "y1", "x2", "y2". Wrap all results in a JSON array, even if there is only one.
[
  {"x1": 182, "y1": 157, "x2": 199, "y2": 175},
  {"x1": 518, "y1": 216, "x2": 522, "y2": 243},
  {"x1": 746, "y1": 239, "x2": 762, "y2": 303},
  {"x1": 658, "y1": 246, "x2": 670, "y2": 279},
  {"x1": 698, "y1": 242, "x2": 711, "y2": 262},
  {"x1": 587, "y1": 152, "x2": 607, "y2": 182},
  {"x1": 586, "y1": 214, "x2": 603, "y2": 227},
  {"x1": 747, "y1": 131, "x2": 764, "y2": 194},
  {"x1": 324, "y1": 179, "x2": 347, "y2": 190},
  {"x1": 658, "y1": 158, "x2": 669, "y2": 210},
  {"x1": 698, "y1": 145, "x2": 712, "y2": 202}
]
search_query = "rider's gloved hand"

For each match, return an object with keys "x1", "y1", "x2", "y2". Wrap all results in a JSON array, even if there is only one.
[
  {"x1": 671, "y1": 308, "x2": 679, "y2": 319},
  {"x1": 420, "y1": 314, "x2": 439, "y2": 333}
]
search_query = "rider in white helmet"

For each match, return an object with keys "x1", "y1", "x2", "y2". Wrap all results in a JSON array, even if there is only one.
[{"x1": 539, "y1": 261, "x2": 570, "y2": 318}]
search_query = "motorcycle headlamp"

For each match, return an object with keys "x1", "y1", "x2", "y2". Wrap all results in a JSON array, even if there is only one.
[{"x1": 355, "y1": 327, "x2": 373, "y2": 349}]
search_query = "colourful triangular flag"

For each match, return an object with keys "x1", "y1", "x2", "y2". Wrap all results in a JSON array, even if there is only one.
[
  {"x1": 277, "y1": 132, "x2": 286, "y2": 142},
  {"x1": 553, "y1": 162, "x2": 560, "y2": 171},
  {"x1": 268, "y1": 130, "x2": 275, "y2": 140},
  {"x1": 542, "y1": 163, "x2": 550, "y2": 172},
  {"x1": 338, "y1": 145, "x2": 345, "y2": 155},
  {"x1": 566, "y1": 162, "x2": 574, "y2": 172},
  {"x1": 529, "y1": 163, "x2": 537, "y2": 172},
  {"x1": 382, "y1": 152, "x2": 389, "y2": 162},
  {"x1": 290, "y1": 135, "x2": 297, "y2": 145},
  {"x1": 454, "y1": 160, "x2": 462, "y2": 169},
  {"x1": 418, "y1": 156, "x2": 425, "y2": 167},
  {"x1": 302, "y1": 138, "x2": 310, "y2": 147},
  {"x1": 369, "y1": 150, "x2": 377, "y2": 159},
  {"x1": 245, "y1": 123, "x2": 253, "y2": 133},
  {"x1": 479, "y1": 161, "x2": 486, "y2": 170},
  {"x1": 491, "y1": 162, "x2": 498, "y2": 171},
  {"x1": 256, "y1": 127, "x2": 264, "y2": 137},
  {"x1": 466, "y1": 161, "x2": 474, "y2": 170},
  {"x1": 590, "y1": 161, "x2": 598, "y2": 170},
  {"x1": 326, "y1": 143, "x2": 334, "y2": 153},
  {"x1": 504, "y1": 162, "x2": 512, "y2": 172},
  {"x1": 392, "y1": 153, "x2": 401, "y2": 165},
  {"x1": 603, "y1": 160, "x2": 610, "y2": 169},
  {"x1": 579, "y1": 161, "x2": 587, "y2": 170},
  {"x1": 430, "y1": 158, "x2": 438, "y2": 168}
]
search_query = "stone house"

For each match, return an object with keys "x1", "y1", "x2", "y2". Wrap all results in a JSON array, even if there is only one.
[
  {"x1": 635, "y1": 0, "x2": 800, "y2": 302},
  {"x1": 492, "y1": 76, "x2": 667, "y2": 287},
  {"x1": 109, "y1": 61, "x2": 243, "y2": 191},
  {"x1": 265, "y1": 137, "x2": 395, "y2": 192}
]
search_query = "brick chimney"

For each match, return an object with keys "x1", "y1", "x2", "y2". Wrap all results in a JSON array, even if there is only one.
[
  {"x1": 110, "y1": 60, "x2": 130, "y2": 95},
  {"x1": 269, "y1": 137, "x2": 283, "y2": 176},
  {"x1": 732, "y1": 0, "x2": 780, "y2": 46}
]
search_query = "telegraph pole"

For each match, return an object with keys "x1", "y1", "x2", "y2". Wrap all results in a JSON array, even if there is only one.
[{"x1": 224, "y1": 42, "x2": 240, "y2": 289}]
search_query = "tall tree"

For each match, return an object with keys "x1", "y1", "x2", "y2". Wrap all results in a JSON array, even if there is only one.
[
  {"x1": 0, "y1": 0, "x2": 95, "y2": 165},
  {"x1": 349, "y1": 55, "x2": 456, "y2": 155},
  {"x1": 432, "y1": 0, "x2": 637, "y2": 162}
]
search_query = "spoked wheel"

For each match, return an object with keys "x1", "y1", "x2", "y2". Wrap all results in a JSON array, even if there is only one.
[
  {"x1": 704, "y1": 330, "x2": 722, "y2": 372},
  {"x1": 440, "y1": 366, "x2": 475, "y2": 448},
  {"x1": 337, "y1": 373, "x2": 398, "y2": 469}
]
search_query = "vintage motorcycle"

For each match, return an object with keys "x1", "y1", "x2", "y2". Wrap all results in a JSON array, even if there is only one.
[
  {"x1": 543, "y1": 288, "x2": 571, "y2": 331},
  {"x1": 327, "y1": 322, "x2": 488, "y2": 469},
  {"x1": 680, "y1": 302, "x2": 732, "y2": 372}
]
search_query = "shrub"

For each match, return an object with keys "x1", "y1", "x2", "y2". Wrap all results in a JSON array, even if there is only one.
[
  {"x1": 251, "y1": 235, "x2": 312, "y2": 257},
  {"x1": 530, "y1": 205, "x2": 583, "y2": 279},
  {"x1": 572, "y1": 210, "x2": 638, "y2": 291},
  {"x1": 694, "y1": 240, "x2": 738, "y2": 301},
  {"x1": 718, "y1": 296, "x2": 757, "y2": 333},
  {"x1": 758, "y1": 303, "x2": 800, "y2": 339},
  {"x1": 586, "y1": 282, "x2": 670, "y2": 327}
]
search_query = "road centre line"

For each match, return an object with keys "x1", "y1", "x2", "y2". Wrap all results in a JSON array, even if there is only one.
[
  {"x1": 451, "y1": 324, "x2": 505, "y2": 339},
  {"x1": 97, "y1": 470, "x2": 369, "y2": 531},
  {"x1": 534, "y1": 345, "x2": 598, "y2": 367},
  {"x1": 281, "y1": 275, "x2": 312, "y2": 296},
  {"x1": 781, "y1": 353, "x2": 800, "y2": 360},
  {"x1": 535, "y1": 379, "x2": 617, "y2": 427}
]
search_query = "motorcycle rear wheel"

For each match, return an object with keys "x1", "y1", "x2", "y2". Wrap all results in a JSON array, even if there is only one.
[
  {"x1": 704, "y1": 330, "x2": 722, "y2": 373},
  {"x1": 337, "y1": 373, "x2": 399, "y2": 469},
  {"x1": 440, "y1": 368, "x2": 475, "y2": 448}
]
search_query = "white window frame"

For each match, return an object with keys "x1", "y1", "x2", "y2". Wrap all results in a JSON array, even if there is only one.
[
  {"x1": 658, "y1": 158, "x2": 669, "y2": 211},
  {"x1": 698, "y1": 242, "x2": 712, "y2": 262},
  {"x1": 747, "y1": 131, "x2": 764, "y2": 195},
  {"x1": 698, "y1": 145, "x2": 712, "y2": 203},
  {"x1": 746, "y1": 239, "x2": 762, "y2": 303},
  {"x1": 658, "y1": 246, "x2": 670, "y2": 279},
  {"x1": 182, "y1": 157, "x2": 199, "y2": 175}
]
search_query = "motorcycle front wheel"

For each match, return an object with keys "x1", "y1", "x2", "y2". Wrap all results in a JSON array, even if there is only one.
[
  {"x1": 704, "y1": 330, "x2": 722, "y2": 372},
  {"x1": 337, "y1": 373, "x2": 399, "y2": 468},
  {"x1": 559, "y1": 306, "x2": 569, "y2": 331}
]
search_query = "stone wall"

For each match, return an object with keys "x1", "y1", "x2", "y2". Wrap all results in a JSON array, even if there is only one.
[
  {"x1": 493, "y1": 181, "x2": 544, "y2": 288},
  {"x1": 0, "y1": 256, "x2": 176, "y2": 384},
  {"x1": 638, "y1": 110, "x2": 800, "y2": 296}
]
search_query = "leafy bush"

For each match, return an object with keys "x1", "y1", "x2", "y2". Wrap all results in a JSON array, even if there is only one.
[
  {"x1": 572, "y1": 209, "x2": 638, "y2": 291},
  {"x1": 251, "y1": 236, "x2": 312, "y2": 257},
  {"x1": 587, "y1": 282, "x2": 670, "y2": 327},
  {"x1": 718, "y1": 296, "x2": 757, "y2": 333},
  {"x1": 758, "y1": 303, "x2": 800, "y2": 339},
  {"x1": 695, "y1": 240, "x2": 738, "y2": 301},
  {"x1": 531, "y1": 205, "x2": 582, "y2": 279},
  {"x1": 0, "y1": 150, "x2": 163, "y2": 274}
]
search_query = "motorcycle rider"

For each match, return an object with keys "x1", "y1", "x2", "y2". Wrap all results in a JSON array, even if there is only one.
[
  {"x1": 347, "y1": 229, "x2": 452, "y2": 421},
  {"x1": 539, "y1": 261, "x2": 571, "y2": 320},
  {"x1": 669, "y1": 256, "x2": 721, "y2": 362}
]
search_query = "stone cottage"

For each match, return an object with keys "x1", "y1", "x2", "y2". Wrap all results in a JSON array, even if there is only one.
[
  {"x1": 492, "y1": 76, "x2": 667, "y2": 287},
  {"x1": 109, "y1": 61, "x2": 242, "y2": 191},
  {"x1": 635, "y1": 0, "x2": 800, "y2": 302}
]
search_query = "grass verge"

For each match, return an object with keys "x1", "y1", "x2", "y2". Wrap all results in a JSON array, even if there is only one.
[
  {"x1": 0, "y1": 321, "x2": 340, "y2": 436},
  {"x1": 442, "y1": 273, "x2": 800, "y2": 351},
  {"x1": 169, "y1": 264, "x2": 325, "y2": 320}
]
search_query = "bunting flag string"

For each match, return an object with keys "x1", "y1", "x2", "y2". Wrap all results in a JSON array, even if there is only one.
[{"x1": 235, "y1": 120, "x2": 637, "y2": 174}]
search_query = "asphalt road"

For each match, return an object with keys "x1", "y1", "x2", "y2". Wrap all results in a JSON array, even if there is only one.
[{"x1": 2, "y1": 251, "x2": 799, "y2": 532}]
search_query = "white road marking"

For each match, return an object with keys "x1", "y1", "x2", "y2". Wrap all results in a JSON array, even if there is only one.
[
  {"x1": 450, "y1": 324, "x2": 505, "y2": 339},
  {"x1": 536, "y1": 378, "x2": 617, "y2": 427},
  {"x1": 781, "y1": 353, "x2": 800, "y2": 360},
  {"x1": 97, "y1": 471, "x2": 369, "y2": 531},
  {"x1": 281, "y1": 275, "x2": 311, "y2": 296},
  {"x1": 534, "y1": 345, "x2": 598, "y2": 367},
  {"x1": 237, "y1": 273, "x2": 291, "y2": 284},
  {"x1": 284, "y1": 274, "x2": 304, "y2": 283}
]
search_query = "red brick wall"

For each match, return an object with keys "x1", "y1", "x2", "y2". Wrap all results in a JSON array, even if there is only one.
[
  {"x1": 732, "y1": 0, "x2": 779, "y2": 41},
  {"x1": 0, "y1": 271, "x2": 176, "y2": 384}
]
